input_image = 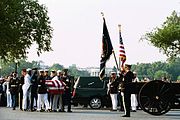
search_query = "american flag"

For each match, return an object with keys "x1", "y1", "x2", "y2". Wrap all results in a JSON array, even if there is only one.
[
  {"x1": 45, "y1": 76, "x2": 65, "y2": 94},
  {"x1": 119, "y1": 25, "x2": 126, "y2": 67}
]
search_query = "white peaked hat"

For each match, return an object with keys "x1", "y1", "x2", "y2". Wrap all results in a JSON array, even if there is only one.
[
  {"x1": 110, "y1": 71, "x2": 116, "y2": 74},
  {"x1": 26, "y1": 68, "x2": 32, "y2": 72},
  {"x1": 39, "y1": 69, "x2": 44, "y2": 72},
  {"x1": 57, "y1": 70, "x2": 62, "y2": 73}
]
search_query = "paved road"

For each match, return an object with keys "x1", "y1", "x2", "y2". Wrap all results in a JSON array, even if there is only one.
[{"x1": 0, "y1": 107, "x2": 180, "y2": 120}]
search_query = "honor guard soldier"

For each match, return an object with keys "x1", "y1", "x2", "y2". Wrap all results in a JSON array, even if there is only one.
[
  {"x1": 37, "y1": 70, "x2": 50, "y2": 112},
  {"x1": 0, "y1": 78, "x2": 5, "y2": 106},
  {"x1": 22, "y1": 68, "x2": 32, "y2": 111},
  {"x1": 56, "y1": 70, "x2": 65, "y2": 112},
  {"x1": 119, "y1": 64, "x2": 135, "y2": 117},
  {"x1": 44, "y1": 69, "x2": 51, "y2": 110},
  {"x1": 30, "y1": 68, "x2": 38, "y2": 111},
  {"x1": 131, "y1": 72, "x2": 139, "y2": 112},
  {"x1": 19, "y1": 69, "x2": 26, "y2": 110},
  {"x1": 2, "y1": 76, "x2": 12, "y2": 108},
  {"x1": 107, "y1": 71, "x2": 119, "y2": 111},
  {"x1": 9, "y1": 72, "x2": 19, "y2": 110},
  {"x1": 50, "y1": 70, "x2": 57, "y2": 111},
  {"x1": 62, "y1": 69, "x2": 72, "y2": 112}
]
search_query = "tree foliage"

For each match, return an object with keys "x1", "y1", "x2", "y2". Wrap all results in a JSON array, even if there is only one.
[
  {"x1": 143, "y1": 11, "x2": 180, "y2": 58},
  {"x1": 0, "y1": 0, "x2": 53, "y2": 62},
  {"x1": 154, "y1": 70, "x2": 170, "y2": 80},
  {"x1": 49, "y1": 63, "x2": 64, "y2": 71},
  {"x1": 177, "y1": 75, "x2": 180, "y2": 80},
  {"x1": 132, "y1": 58, "x2": 180, "y2": 81}
]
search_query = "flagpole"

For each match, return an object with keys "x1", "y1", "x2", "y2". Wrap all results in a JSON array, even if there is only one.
[
  {"x1": 101, "y1": 12, "x2": 119, "y2": 72},
  {"x1": 112, "y1": 50, "x2": 119, "y2": 72},
  {"x1": 118, "y1": 24, "x2": 121, "y2": 72}
]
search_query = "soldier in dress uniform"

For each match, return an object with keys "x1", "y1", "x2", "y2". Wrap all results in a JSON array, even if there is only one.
[
  {"x1": 131, "y1": 72, "x2": 139, "y2": 112},
  {"x1": 37, "y1": 70, "x2": 50, "y2": 112},
  {"x1": 22, "y1": 68, "x2": 32, "y2": 111},
  {"x1": 119, "y1": 64, "x2": 135, "y2": 117},
  {"x1": 56, "y1": 70, "x2": 65, "y2": 112},
  {"x1": 9, "y1": 72, "x2": 19, "y2": 110},
  {"x1": 107, "y1": 71, "x2": 119, "y2": 111},
  {"x1": 62, "y1": 69, "x2": 73, "y2": 112},
  {"x1": 44, "y1": 69, "x2": 51, "y2": 110},
  {"x1": 19, "y1": 69, "x2": 26, "y2": 110},
  {"x1": 62, "y1": 69, "x2": 72, "y2": 112},
  {"x1": 50, "y1": 70, "x2": 57, "y2": 111},
  {"x1": 3, "y1": 76, "x2": 12, "y2": 108},
  {"x1": 30, "y1": 68, "x2": 38, "y2": 111}
]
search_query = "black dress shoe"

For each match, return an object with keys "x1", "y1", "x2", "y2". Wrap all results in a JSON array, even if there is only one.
[
  {"x1": 122, "y1": 115, "x2": 130, "y2": 117},
  {"x1": 131, "y1": 110, "x2": 136, "y2": 112},
  {"x1": 52, "y1": 110, "x2": 57, "y2": 112},
  {"x1": 67, "y1": 110, "x2": 72, "y2": 112},
  {"x1": 110, "y1": 109, "x2": 117, "y2": 112}
]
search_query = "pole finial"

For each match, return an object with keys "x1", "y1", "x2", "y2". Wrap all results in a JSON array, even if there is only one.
[
  {"x1": 101, "y1": 12, "x2": 104, "y2": 18},
  {"x1": 118, "y1": 24, "x2": 121, "y2": 32}
]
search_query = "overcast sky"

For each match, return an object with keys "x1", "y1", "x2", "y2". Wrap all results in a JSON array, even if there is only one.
[{"x1": 27, "y1": 0, "x2": 180, "y2": 68}]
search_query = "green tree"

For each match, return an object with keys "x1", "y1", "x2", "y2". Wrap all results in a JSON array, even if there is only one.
[
  {"x1": 142, "y1": 11, "x2": 180, "y2": 59},
  {"x1": 0, "y1": 0, "x2": 53, "y2": 62},
  {"x1": 166, "y1": 58, "x2": 180, "y2": 80},
  {"x1": 177, "y1": 75, "x2": 180, "y2": 80},
  {"x1": 49, "y1": 63, "x2": 64, "y2": 71},
  {"x1": 154, "y1": 70, "x2": 170, "y2": 80}
]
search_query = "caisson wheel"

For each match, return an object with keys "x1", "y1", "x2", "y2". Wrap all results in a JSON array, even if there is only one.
[{"x1": 138, "y1": 80, "x2": 174, "y2": 115}]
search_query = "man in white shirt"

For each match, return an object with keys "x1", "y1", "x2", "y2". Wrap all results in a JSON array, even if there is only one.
[{"x1": 22, "y1": 68, "x2": 32, "y2": 111}]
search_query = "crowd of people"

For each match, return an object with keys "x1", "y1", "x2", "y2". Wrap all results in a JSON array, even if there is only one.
[{"x1": 0, "y1": 68, "x2": 73, "y2": 112}]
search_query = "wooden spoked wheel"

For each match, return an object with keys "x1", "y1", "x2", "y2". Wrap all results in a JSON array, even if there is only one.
[{"x1": 138, "y1": 80, "x2": 174, "y2": 115}]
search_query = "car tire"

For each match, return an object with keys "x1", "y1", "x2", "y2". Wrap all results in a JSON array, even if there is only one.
[{"x1": 89, "y1": 97, "x2": 102, "y2": 109}]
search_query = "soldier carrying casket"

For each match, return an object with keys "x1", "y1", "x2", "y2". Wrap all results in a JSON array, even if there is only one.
[{"x1": 9, "y1": 72, "x2": 19, "y2": 110}]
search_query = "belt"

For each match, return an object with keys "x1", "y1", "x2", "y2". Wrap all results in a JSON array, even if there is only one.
[{"x1": 11, "y1": 85, "x2": 17, "y2": 87}]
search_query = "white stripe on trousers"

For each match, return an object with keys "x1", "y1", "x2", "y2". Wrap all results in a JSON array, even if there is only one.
[{"x1": 121, "y1": 92, "x2": 127, "y2": 115}]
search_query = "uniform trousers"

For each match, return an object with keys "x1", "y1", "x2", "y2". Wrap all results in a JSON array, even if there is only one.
[
  {"x1": 6, "y1": 92, "x2": 12, "y2": 107},
  {"x1": 52, "y1": 94, "x2": 63, "y2": 111},
  {"x1": 121, "y1": 92, "x2": 131, "y2": 116},
  {"x1": 22, "y1": 88, "x2": 31, "y2": 110},
  {"x1": 19, "y1": 90, "x2": 23, "y2": 110},
  {"x1": 62, "y1": 92, "x2": 72, "y2": 111},
  {"x1": 11, "y1": 93, "x2": 16, "y2": 109},
  {"x1": 37, "y1": 93, "x2": 50, "y2": 110},
  {"x1": 110, "y1": 93, "x2": 118, "y2": 110},
  {"x1": 131, "y1": 94, "x2": 138, "y2": 110}
]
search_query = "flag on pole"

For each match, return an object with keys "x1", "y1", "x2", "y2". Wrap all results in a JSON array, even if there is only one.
[
  {"x1": 119, "y1": 25, "x2": 126, "y2": 67},
  {"x1": 99, "y1": 18, "x2": 113, "y2": 80}
]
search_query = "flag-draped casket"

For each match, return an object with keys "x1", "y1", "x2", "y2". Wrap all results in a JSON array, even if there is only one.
[{"x1": 45, "y1": 76, "x2": 65, "y2": 94}]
